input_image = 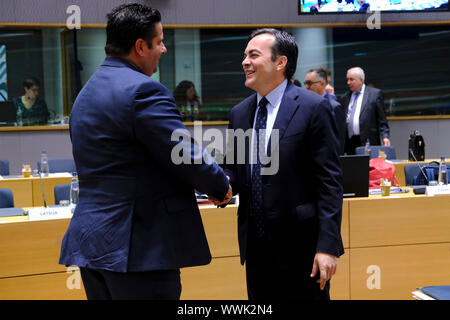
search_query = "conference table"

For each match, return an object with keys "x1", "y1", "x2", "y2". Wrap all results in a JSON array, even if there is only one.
[
  {"x1": 1, "y1": 188, "x2": 450, "y2": 300},
  {"x1": 0, "y1": 173, "x2": 72, "y2": 207},
  {"x1": 390, "y1": 158, "x2": 446, "y2": 186}
]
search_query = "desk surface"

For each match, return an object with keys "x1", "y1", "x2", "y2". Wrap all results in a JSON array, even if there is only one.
[
  {"x1": 2, "y1": 194, "x2": 450, "y2": 300},
  {"x1": 0, "y1": 174, "x2": 72, "y2": 207}
]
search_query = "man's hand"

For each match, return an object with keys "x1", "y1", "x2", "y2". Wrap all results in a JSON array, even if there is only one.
[
  {"x1": 325, "y1": 84, "x2": 335, "y2": 95},
  {"x1": 310, "y1": 252, "x2": 338, "y2": 290},
  {"x1": 383, "y1": 138, "x2": 391, "y2": 146},
  {"x1": 209, "y1": 176, "x2": 232, "y2": 206}
]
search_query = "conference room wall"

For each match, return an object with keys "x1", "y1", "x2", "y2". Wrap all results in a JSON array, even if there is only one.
[
  {"x1": 0, "y1": 130, "x2": 72, "y2": 175},
  {"x1": 2, "y1": 118, "x2": 450, "y2": 175},
  {"x1": 0, "y1": 0, "x2": 449, "y2": 25}
]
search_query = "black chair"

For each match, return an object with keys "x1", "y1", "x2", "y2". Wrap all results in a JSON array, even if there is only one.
[
  {"x1": 37, "y1": 158, "x2": 76, "y2": 173},
  {"x1": 54, "y1": 183, "x2": 71, "y2": 205},
  {"x1": 404, "y1": 162, "x2": 449, "y2": 186},
  {"x1": 355, "y1": 145, "x2": 397, "y2": 160},
  {"x1": 404, "y1": 164, "x2": 423, "y2": 186},
  {"x1": 0, "y1": 188, "x2": 14, "y2": 208},
  {"x1": 0, "y1": 159, "x2": 10, "y2": 176}
]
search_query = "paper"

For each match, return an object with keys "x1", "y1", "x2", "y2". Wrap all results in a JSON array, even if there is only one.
[
  {"x1": 28, "y1": 206, "x2": 72, "y2": 221},
  {"x1": 48, "y1": 172, "x2": 73, "y2": 178}
]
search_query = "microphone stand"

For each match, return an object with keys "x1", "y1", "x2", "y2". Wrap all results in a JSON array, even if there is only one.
[
  {"x1": 38, "y1": 170, "x2": 47, "y2": 208},
  {"x1": 409, "y1": 148, "x2": 429, "y2": 185}
]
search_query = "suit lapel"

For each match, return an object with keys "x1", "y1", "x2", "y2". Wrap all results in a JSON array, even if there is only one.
[
  {"x1": 359, "y1": 86, "x2": 370, "y2": 120},
  {"x1": 243, "y1": 94, "x2": 258, "y2": 132},
  {"x1": 240, "y1": 95, "x2": 257, "y2": 185},
  {"x1": 269, "y1": 82, "x2": 300, "y2": 153}
]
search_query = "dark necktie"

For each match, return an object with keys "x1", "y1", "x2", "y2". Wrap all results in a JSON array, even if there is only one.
[
  {"x1": 251, "y1": 97, "x2": 268, "y2": 237},
  {"x1": 347, "y1": 91, "x2": 360, "y2": 138}
]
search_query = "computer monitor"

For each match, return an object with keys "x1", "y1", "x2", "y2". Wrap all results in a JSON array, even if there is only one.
[
  {"x1": 340, "y1": 154, "x2": 370, "y2": 197},
  {"x1": 0, "y1": 101, "x2": 16, "y2": 126}
]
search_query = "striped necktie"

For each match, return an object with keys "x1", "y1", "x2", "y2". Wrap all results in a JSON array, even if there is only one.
[{"x1": 251, "y1": 97, "x2": 268, "y2": 237}]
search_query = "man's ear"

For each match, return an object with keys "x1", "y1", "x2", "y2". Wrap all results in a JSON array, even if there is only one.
[
  {"x1": 134, "y1": 38, "x2": 147, "y2": 57},
  {"x1": 276, "y1": 55, "x2": 288, "y2": 72}
]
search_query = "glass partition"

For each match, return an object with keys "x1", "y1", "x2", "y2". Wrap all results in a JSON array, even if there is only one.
[{"x1": 0, "y1": 24, "x2": 449, "y2": 128}]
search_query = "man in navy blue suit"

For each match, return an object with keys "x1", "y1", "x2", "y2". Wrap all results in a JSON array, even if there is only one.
[
  {"x1": 59, "y1": 3, "x2": 231, "y2": 300},
  {"x1": 217, "y1": 29, "x2": 343, "y2": 300},
  {"x1": 305, "y1": 68, "x2": 346, "y2": 154}
]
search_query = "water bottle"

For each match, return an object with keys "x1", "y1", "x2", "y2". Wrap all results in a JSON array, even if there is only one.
[
  {"x1": 70, "y1": 172, "x2": 79, "y2": 212},
  {"x1": 438, "y1": 156, "x2": 448, "y2": 185},
  {"x1": 185, "y1": 103, "x2": 192, "y2": 121},
  {"x1": 192, "y1": 102, "x2": 199, "y2": 120},
  {"x1": 364, "y1": 139, "x2": 371, "y2": 157},
  {"x1": 40, "y1": 150, "x2": 49, "y2": 176},
  {"x1": 16, "y1": 106, "x2": 23, "y2": 126}
]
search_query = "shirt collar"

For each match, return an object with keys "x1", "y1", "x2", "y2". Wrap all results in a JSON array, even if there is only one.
[
  {"x1": 354, "y1": 84, "x2": 365, "y2": 96},
  {"x1": 257, "y1": 79, "x2": 288, "y2": 108}
]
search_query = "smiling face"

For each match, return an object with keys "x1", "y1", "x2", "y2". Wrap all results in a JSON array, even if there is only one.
[
  {"x1": 139, "y1": 22, "x2": 167, "y2": 76},
  {"x1": 242, "y1": 33, "x2": 286, "y2": 96}
]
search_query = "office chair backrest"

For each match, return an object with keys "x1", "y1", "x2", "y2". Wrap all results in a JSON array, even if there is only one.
[
  {"x1": 0, "y1": 159, "x2": 10, "y2": 176},
  {"x1": 0, "y1": 188, "x2": 14, "y2": 208},
  {"x1": 54, "y1": 183, "x2": 71, "y2": 205},
  {"x1": 405, "y1": 162, "x2": 450, "y2": 186},
  {"x1": 37, "y1": 158, "x2": 76, "y2": 173},
  {"x1": 404, "y1": 164, "x2": 422, "y2": 186},
  {"x1": 355, "y1": 145, "x2": 397, "y2": 160}
]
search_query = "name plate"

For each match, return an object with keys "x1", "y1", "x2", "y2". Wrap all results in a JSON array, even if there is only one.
[
  {"x1": 28, "y1": 206, "x2": 72, "y2": 221},
  {"x1": 426, "y1": 185, "x2": 450, "y2": 196}
]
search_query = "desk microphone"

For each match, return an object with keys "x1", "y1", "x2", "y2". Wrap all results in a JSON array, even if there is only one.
[
  {"x1": 38, "y1": 171, "x2": 47, "y2": 207},
  {"x1": 409, "y1": 148, "x2": 429, "y2": 184},
  {"x1": 408, "y1": 148, "x2": 430, "y2": 194}
]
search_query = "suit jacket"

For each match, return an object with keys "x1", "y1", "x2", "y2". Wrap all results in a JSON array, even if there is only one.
[
  {"x1": 340, "y1": 85, "x2": 389, "y2": 145},
  {"x1": 326, "y1": 93, "x2": 346, "y2": 155},
  {"x1": 224, "y1": 82, "x2": 344, "y2": 269},
  {"x1": 59, "y1": 57, "x2": 229, "y2": 272}
]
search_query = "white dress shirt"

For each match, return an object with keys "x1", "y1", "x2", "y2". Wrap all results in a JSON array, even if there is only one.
[
  {"x1": 251, "y1": 79, "x2": 287, "y2": 169},
  {"x1": 348, "y1": 84, "x2": 365, "y2": 136}
]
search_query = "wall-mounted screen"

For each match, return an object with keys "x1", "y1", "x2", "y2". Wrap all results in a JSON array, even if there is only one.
[{"x1": 299, "y1": 0, "x2": 449, "y2": 13}]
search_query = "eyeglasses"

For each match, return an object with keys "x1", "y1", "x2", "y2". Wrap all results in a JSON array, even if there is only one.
[{"x1": 304, "y1": 80, "x2": 321, "y2": 86}]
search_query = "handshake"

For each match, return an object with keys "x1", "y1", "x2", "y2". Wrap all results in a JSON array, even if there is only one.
[{"x1": 208, "y1": 176, "x2": 233, "y2": 207}]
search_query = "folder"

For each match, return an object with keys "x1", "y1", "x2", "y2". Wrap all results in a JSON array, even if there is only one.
[
  {"x1": 0, "y1": 207, "x2": 26, "y2": 218},
  {"x1": 413, "y1": 286, "x2": 450, "y2": 300}
]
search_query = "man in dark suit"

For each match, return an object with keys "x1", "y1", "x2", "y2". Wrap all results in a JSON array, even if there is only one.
[
  {"x1": 341, "y1": 67, "x2": 390, "y2": 155},
  {"x1": 305, "y1": 68, "x2": 346, "y2": 154},
  {"x1": 216, "y1": 28, "x2": 343, "y2": 300},
  {"x1": 59, "y1": 3, "x2": 231, "y2": 300}
]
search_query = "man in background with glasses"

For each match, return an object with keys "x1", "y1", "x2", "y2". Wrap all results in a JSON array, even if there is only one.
[{"x1": 305, "y1": 68, "x2": 346, "y2": 154}]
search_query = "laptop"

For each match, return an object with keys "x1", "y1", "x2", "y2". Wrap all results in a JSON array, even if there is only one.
[
  {"x1": 0, "y1": 101, "x2": 17, "y2": 126},
  {"x1": 340, "y1": 154, "x2": 370, "y2": 198}
]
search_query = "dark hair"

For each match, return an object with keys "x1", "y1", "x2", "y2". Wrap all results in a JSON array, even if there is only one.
[
  {"x1": 105, "y1": 3, "x2": 161, "y2": 56},
  {"x1": 23, "y1": 77, "x2": 40, "y2": 89},
  {"x1": 293, "y1": 79, "x2": 302, "y2": 87},
  {"x1": 249, "y1": 28, "x2": 298, "y2": 81},
  {"x1": 173, "y1": 80, "x2": 198, "y2": 105},
  {"x1": 309, "y1": 68, "x2": 328, "y2": 83}
]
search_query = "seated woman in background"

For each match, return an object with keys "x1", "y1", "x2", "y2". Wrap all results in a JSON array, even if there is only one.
[
  {"x1": 13, "y1": 77, "x2": 49, "y2": 126},
  {"x1": 173, "y1": 80, "x2": 205, "y2": 121}
]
